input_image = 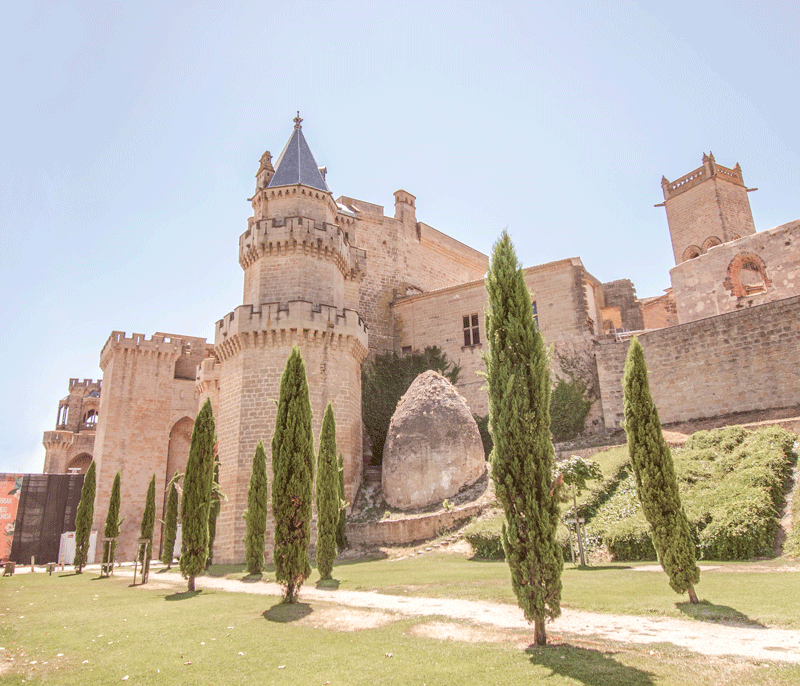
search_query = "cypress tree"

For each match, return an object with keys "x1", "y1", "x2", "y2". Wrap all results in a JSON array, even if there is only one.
[
  {"x1": 244, "y1": 441, "x2": 268, "y2": 575},
  {"x1": 336, "y1": 453, "x2": 347, "y2": 550},
  {"x1": 139, "y1": 474, "x2": 156, "y2": 579},
  {"x1": 207, "y1": 458, "x2": 221, "y2": 569},
  {"x1": 102, "y1": 472, "x2": 122, "y2": 573},
  {"x1": 161, "y1": 473, "x2": 179, "y2": 568},
  {"x1": 180, "y1": 398, "x2": 216, "y2": 592},
  {"x1": 315, "y1": 403, "x2": 338, "y2": 580},
  {"x1": 272, "y1": 346, "x2": 314, "y2": 603},
  {"x1": 73, "y1": 461, "x2": 96, "y2": 573},
  {"x1": 483, "y1": 231, "x2": 563, "y2": 646},
  {"x1": 623, "y1": 336, "x2": 700, "y2": 603}
]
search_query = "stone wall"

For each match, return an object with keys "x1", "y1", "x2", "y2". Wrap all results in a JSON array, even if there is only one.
[
  {"x1": 90, "y1": 332, "x2": 207, "y2": 563},
  {"x1": 602, "y1": 279, "x2": 644, "y2": 332},
  {"x1": 595, "y1": 296, "x2": 800, "y2": 431},
  {"x1": 212, "y1": 304, "x2": 368, "y2": 564},
  {"x1": 662, "y1": 156, "x2": 755, "y2": 265},
  {"x1": 346, "y1": 503, "x2": 483, "y2": 547},
  {"x1": 393, "y1": 258, "x2": 599, "y2": 417},
  {"x1": 670, "y1": 220, "x2": 800, "y2": 324},
  {"x1": 340, "y1": 193, "x2": 487, "y2": 356}
]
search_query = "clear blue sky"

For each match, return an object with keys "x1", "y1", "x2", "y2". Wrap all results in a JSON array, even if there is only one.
[{"x1": 1, "y1": 1, "x2": 797, "y2": 474}]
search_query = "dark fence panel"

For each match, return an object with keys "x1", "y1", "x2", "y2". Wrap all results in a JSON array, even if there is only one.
[{"x1": 8, "y1": 474, "x2": 85, "y2": 564}]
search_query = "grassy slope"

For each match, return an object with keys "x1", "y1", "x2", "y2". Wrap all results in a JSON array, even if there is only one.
[{"x1": 2, "y1": 569, "x2": 800, "y2": 686}]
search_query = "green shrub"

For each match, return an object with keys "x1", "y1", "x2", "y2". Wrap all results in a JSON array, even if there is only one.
[
  {"x1": 550, "y1": 377, "x2": 592, "y2": 442},
  {"x1": 362, "y1": 347, "x2": 460, "y2": 465},
  {"x1": 473, "y1": 414, "x2": 493, "y2": 459},
  {"x1": 464, "y1": 516, "x2": 505, "y2": 560},
  {"x1": 584, "y1": 426, "x2": 797, "y2": 562}
]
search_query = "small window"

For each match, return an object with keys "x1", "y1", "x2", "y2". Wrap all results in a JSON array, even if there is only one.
[
  {"x1": 83, "y1": 410, "x2": 98, "y2": 429},
  {"x1": 531, "y1": 301, "x2": 539, "y2": 330},
  {"x1": 401, "y1": 346, "x2": 412, "y2": 356},
  {"x1": 463, "y1": 314, "x2": 480, "y2": 346}
]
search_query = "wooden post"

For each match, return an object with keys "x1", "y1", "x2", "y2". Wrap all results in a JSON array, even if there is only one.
[
  {"x1": 132, "y1": 539, "x2": 150, "y2": 585},
  {"x1": 100, "y1": 538, "x2": 117, "y2": 578}
]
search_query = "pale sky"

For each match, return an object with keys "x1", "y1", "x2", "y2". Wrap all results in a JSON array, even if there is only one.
[{"x1": 1, "y1": 1, "x2": 797, "y2": 474}]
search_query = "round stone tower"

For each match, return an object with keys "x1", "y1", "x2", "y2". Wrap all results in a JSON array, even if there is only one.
[{"x1": 211, "y1": 115, "x2": 368, "y2": 564}]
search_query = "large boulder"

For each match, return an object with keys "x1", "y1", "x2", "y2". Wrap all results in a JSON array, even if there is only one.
[{"x1": 382, "y1": 370, "x2": 486, "y2": 509}]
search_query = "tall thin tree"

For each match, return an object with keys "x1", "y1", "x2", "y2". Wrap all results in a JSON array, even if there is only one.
[
  {"x1": 484, "y1": 231, "x2": 563, "y2": 646},
  {"x1": 623, "y1": 336, "x2": 700, "y2": 603},
  {"x1": 73, "y1": 461, "x2": 96, "y2": 573},
  {"x1": 244, "y1": 441, "x2": 268, "y2": 575},
  {"x1": 207, "y1": 458, "x2": 221, "y2": 568},
  {"x1": 336, "y1": 453, "x2": 347, "y2": 550},
  {"x1": 316, "y1": 403, "x2": 338, "y2": 580},
  {"x1": 180, "y1": 399, "x2": 216, "y2": 592},
  {"x1": 102, "y1": 472, "x2": 122, "y2": 573},
  {"x1": 139, "y1": 474, "x2": 156, "y2": 579},
  {"x1": 272, "y1": 346, "x2": 314, "y2": 603},
  {"x1": 161, "y1": 472, "x2": 179, "y2": 568}
]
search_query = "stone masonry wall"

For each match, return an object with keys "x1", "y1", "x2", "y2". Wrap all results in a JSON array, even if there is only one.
[
  {"x1": 663, "y1": 161, "x2": 755, "y2": 265},
  {"x1": 340, "y1": 195, "x2": 487, "y2": 356},
  {"x1": 213, "y1": 311, "x2": 367, "y2": 565},
  {"x1": 595, "y1": 296, "x2": 800, "y2": 431},
  {"x1": 671, "y1": 220, "x2": 800, "y2": 324},
  {"x1": 393, "y1": 258, "x2": 598, "y2": 417},
  {"x1": 90, "y1": 333, "x2": 203, "y2": 563}
]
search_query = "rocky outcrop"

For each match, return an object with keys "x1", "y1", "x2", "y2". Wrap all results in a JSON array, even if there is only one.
[{"x1": 382, "y1": 370, "x2": 486, "y2": 509}]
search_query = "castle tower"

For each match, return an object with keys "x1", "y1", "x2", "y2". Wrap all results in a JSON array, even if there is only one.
[
  {"x1": 89, "y1": 332, "x2": 210, "y2": 562},
  {"x1": 42, "y1": 378, "x2": 102, "y2": 474},
  {"x1": 659, "y1": 152, "x2": 756, "y2": 265},
  {"x1": 211, "y1": 115, "x2": 368, "y2": 564}
]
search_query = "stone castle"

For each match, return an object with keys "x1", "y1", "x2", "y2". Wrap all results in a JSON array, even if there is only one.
[{"x1": 42, "y1": 116, "x2": 800, "y2": 564}]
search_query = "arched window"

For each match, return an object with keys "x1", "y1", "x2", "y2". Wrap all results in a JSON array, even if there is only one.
[
  {"x1": 682, "y1": 245, "x2": 701, "y2": 262},
  {"x1": 66, "y1": 453, "x2": 93, "y2": 475},
  {"x1": 724, "y1": 253, "x2": 771, "y2": 298},
  {"x1": 57, "y1": 404, "x2": 69, "y2": 428},
  {"x1": 83, "y1": 409, "x2": 98, "y2": 429},
  {"x1": 702, "y1": 236, "x2": 723, "y2": 253}
]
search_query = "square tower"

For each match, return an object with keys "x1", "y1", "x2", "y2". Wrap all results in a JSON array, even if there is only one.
[{"x1": 660, "y1": 152, "x2": 756, "y2": 265}]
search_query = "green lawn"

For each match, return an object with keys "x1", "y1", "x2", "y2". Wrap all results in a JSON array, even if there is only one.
[{"x1": 2, "y1": 568, "x2": 800, "y2": 686}]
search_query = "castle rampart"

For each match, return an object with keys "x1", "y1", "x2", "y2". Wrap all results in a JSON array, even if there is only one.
[{"x1": 595, "y1": 295, "x2": 800, "y2": 430}]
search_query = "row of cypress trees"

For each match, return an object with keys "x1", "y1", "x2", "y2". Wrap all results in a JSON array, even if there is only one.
[
  {"x1": 245, "y1": 348, "x2": 347, "y2": 601},
  {"x1": 74, "y1": 345, "x2": 345, "y2": 603}
]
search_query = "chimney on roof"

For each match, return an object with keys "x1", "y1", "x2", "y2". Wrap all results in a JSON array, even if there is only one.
[{"x1": 394, "y1": 189, "x2": 416, "y2": 225}]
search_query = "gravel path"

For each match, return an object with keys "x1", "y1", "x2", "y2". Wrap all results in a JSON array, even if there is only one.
[{"x1": 133, "y1": 569, "x2": 800, "y2": 664}]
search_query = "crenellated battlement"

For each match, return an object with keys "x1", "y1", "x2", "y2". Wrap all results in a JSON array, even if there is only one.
[
  {"x1": 662, "y1": 153, "x2": 745, "y2": 200},
  {"x1": 100, "y1": 331, "x2": 186, "y2": 369},
  {"x1": 214, "y1": 300, "x2": 368, "y2": 359},
  {"x1": 238, "y1": 215, "x2": 366, "y2": 279},
  {"x1": 68, "y1": 378, "x2": 101, "y2": 391}
]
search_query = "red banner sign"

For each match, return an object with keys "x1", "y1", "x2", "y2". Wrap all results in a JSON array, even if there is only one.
[{"x1": 0, "y1": 474, "x2": 24, "y2": 563}]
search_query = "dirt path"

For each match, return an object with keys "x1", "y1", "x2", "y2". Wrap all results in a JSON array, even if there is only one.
[{"x1": 131, "y1": 569, "x2": 800, "y2": 664}]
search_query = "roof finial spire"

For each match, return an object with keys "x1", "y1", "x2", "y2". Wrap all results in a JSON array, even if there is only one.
[{"x1": 293, "y1": 111, "x2": 303, "y2": 129}]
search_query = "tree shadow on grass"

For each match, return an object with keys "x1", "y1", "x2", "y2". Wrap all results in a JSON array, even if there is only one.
[
  {"x1": 332, "y1": 551, "x2": 389, "y2": 566},
  {"x1": 241, "y1": 573, "x2": 263, "y2": 584},
  {"x1": 526, "y1": 642, "x2": 656, "y2": 686},
  {"x1": 165, "y1": 590, "x2": 202, "y2": 601},
  {"x1": 315, "y1": 578, "x2": 340, "y2": 590},
  {"x1": 262, "y1": 602, "x2": 313, "y2": 623},
  {"x1": 677, "y1": 600, "x2": 765, "y2": 627}
]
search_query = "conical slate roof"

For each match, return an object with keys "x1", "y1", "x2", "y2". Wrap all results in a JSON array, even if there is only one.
[{"x1": 267, "y1": 113, "x2": 330, "y2": 192}]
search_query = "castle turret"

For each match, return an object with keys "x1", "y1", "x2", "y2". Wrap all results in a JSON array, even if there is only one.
[
  {"x1": 42, "y1": 379, "x2": 101, "y2": 474},
  {"x1": 213, "y1": 115, "x2": 369, "y2": 564},
  {"x1": 659, "y1": 152, "x2": 756, "y2": 265}
]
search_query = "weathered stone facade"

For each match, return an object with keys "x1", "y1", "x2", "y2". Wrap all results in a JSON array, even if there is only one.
[
  {"x1": 40, "y1": 136, "x2": 799, "y2": 563},
  {"x1": 670, "y1": 220, "x2": 800, "y2": 324}
]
